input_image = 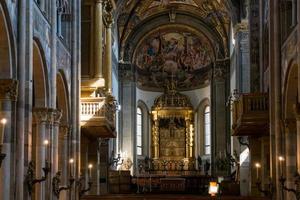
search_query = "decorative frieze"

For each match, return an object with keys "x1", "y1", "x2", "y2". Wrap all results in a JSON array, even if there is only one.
[{"x1": 0, "y1": 79, "x2": 18, "y2": 101}]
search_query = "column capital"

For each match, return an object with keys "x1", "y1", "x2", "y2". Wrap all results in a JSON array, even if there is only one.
[
  {"x1": 234, "y1": 21, "x2": 249, "y2": 36},
  {"x1": 0, "y1": 79, "x2": 18, "y2": 101},
  {"x1": 103, "y1": 0, "x2": 114, "y2": 27},
  {"x1": 33, "y1": 107, "x2": 49, "y2": 123},
  {"x1": 53, "y1": 109, "x2": 63, "y2": 125}
]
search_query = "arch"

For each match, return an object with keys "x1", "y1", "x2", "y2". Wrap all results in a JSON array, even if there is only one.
[
  {"x1": 121, "y1": 12, "x2": 225, "y2": 63},
  {"x1": 283, "y1": 62, "x2": 298, "y2": 119},
  {"x1": 33, "y1": 40, "x2": 49, "y2": 107},
  {"x1": 0, "y1": 3, "x2": 15, "y2": 78},
  {"x1": 56, "y1": 71, "x2": 70, "y2": 124}
]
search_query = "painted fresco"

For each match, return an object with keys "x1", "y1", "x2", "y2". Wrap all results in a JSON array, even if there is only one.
[{"x1": 134, "y1": 30, "x2": 214, "y2": 91}]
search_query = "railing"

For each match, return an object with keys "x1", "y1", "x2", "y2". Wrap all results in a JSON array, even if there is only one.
[
  {"x1": 232, "y1": 93, "x2": 269, "y2": 136},
  {"x1": 80, "y1": 96, "x2": 116, "y2": 125}
]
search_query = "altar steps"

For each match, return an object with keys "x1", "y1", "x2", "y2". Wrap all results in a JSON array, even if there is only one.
[{"x1": 81, "y1": 194, "x2": 268, "y2": 200}]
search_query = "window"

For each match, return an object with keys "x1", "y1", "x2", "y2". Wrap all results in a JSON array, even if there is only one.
[
  {"x1": 204, "y1": 106, "x2": 211, "y2": 155},
  {"x1": 136, "y1": 107, "x2": 142, "y2": 155}
]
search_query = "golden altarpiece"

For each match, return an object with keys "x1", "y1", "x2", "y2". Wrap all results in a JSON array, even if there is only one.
[{"x1": 151, "y1": 84, "x2": 195, "y2": 172}]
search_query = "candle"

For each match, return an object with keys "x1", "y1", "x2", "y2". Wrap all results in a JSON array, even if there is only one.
[
  {"x1": 44, "y1": 140, "x2": 49, "y2": 162},
  {"x1": 88, "y1": 164, "x2": 93, "y2": 179},
  {"x1": 255, "y1": 163, "x2": 261, "y2": 180},
  {"x1": 279, "y1": 156, "x2": 284, "y2": 176},
  {"x1": 0, "y1": 118, "x2": 7, "y2": 146},
  {"x1": 69, "y1": 158, "x2": 74, "y2": 177}
]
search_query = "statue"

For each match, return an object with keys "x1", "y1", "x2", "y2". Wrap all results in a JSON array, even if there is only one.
[{"x1": 204, "y1": 160, "x2": 210, "y2": 176}]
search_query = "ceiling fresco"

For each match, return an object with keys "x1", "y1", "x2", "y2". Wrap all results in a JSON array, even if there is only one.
[{"x1": 134, "y1": 28, "x2": 214, "y2": 91}]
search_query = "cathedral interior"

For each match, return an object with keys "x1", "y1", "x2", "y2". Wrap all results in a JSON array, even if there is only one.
[{"x1": 0, "y1": 0, "x2": 300, "y2": 200}]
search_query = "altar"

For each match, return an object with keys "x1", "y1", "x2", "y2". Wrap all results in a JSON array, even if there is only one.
[
  {"x1": 151, "y1": 82, "x2": 195, "y2": 171},
  {"x1": 160, "y1": 178, "x2": 185, "y2": 192}
]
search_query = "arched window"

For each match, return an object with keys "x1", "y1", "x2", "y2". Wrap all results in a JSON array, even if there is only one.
[
  {"x1": 204, "y1": 106, "x2": 211, "y2": 155},
  {"x1": 136, "y1": 107, "x2": 143, "y2": 155}
]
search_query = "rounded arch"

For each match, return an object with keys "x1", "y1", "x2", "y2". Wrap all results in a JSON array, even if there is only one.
[
  {"x1": 56, "y1": 71, "x2": 70, "y2": 124},
  {"x1": 33, "y1": 39, "x2": 49, "y2": 107},
  {"x1": 121, "y1": 12, "x2": 226, "y2": 63},
  {"x1": 0, "y1": 2, "x2": 16, "y2": 78},
  {"x1": 283, "y1": 62, "x2": 298, "y2": 120}
]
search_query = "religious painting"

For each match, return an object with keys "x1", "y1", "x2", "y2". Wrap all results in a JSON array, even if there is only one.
[{"x1": 134, "y1": 29, "x2": 214, "y2": 91}]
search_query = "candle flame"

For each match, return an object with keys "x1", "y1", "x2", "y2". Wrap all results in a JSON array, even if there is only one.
[
  {"x1": 1, "y1": 118, "x2": 7, "y2": 125},
  {"x1": 255, "y1": 163, "x2": 261, "y2": 168},
  {"x1": 69, "y1": 158, "x2": 74, "y2": 164},
  {"x1": 88, "y1": 164, "x2": 93, "y2": 169},
  {"x1": 43, "y1": 140, "x2": 49, "y2": 145},
  {"x1": 279, "y1": 156, "x2": 284, "y2": 161}
]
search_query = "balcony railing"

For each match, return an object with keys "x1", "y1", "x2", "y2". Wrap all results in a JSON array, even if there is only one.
[
  {"x1": 80, "y1": 96, "x2": 116, "y2": 138},
  {"x1": 232, "y1": 93, "x2": 269, "y2": 136}
]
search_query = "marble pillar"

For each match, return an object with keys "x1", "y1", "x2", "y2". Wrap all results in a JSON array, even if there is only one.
[
  {"x1": 0, "y1": 79, "x2": 18, "y2": 200},
  {"x1": 94, "y1": 0, "x2": 104, "y2": 80},
  {"x1": 32, "y1": 108, "x2": 49, "y2": 200}
]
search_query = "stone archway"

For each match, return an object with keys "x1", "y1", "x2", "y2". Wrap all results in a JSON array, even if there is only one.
[
  {"x1": 0, "y1": 3, "x2": 17, "y2": 200},
  {"x1": 56, "y1": 71, "x2": 70, "y2": 200},
  {"x1": 31, "y1": 40, "x2": 49, "y2": 200},
  {"x1": 283, "y1": 63, "x2": 298, "y2": 199},
  {"x1": 0, "y1": 4, "x2": 12, "y2": 79}
]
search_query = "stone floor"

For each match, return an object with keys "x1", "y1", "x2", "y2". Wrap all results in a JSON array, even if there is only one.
[{"x1": 81, "y1": 194, "x2": 268, "y2": 200}]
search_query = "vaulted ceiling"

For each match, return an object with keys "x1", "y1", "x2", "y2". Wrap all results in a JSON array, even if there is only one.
[{"x1": 116, "y1": 0, "x2": 236, "y2": 91}]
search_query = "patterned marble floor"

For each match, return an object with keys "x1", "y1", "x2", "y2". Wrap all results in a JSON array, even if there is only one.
[{"x1": 81, "y1": 194, "x2": 268, "y2": 200}]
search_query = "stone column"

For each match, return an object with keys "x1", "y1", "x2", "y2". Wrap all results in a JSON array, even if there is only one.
[
  {"x1": 58, "y1": 125, "x2": 70, "y2": 200},
  {"x1": 51, "y1": 0, "x2": 57, "y2": 109},
  {"x1": 32, "y1": 108, "x2": 49, "y2": 200},
  {"x1": 284, "y1": 119, "x2": 297, "y2": 200},
  {"x1": 119, "y1": 63, "x2": 135, "y2": 172},
  {"x1": 52, "y1": 110, "x2": 62, "y2": 200},
  {"x1": 0, "y1": 79, "x2": 18, "y2": 200},
  {"x1": 104, "y1": 1, "x2": 113, "y2": 93},
  {"x1": 16, "y1": 0, "x2": 27, "y2": 199},
  {"x1": 211, "y1": 59, "x2": 230, "y2": 176},
  {"x1": 234, "y1": 21, "x2": 250, "y2": 93},
  {"x1": 94, "y1": 0, "x2": 104, "y2": 80}
]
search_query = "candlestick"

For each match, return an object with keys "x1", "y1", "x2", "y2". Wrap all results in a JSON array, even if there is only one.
[
  {"x1": 0, "y1": 118, "x2": 7, "y2": 146},
  {"x1": 69, "y1": 158, "x2": 74, "y2": 177},
  {"x1": 255, "y1": 163, "x2": 261, "y2": 180},
  {"x1": 44, "y1": 140, "x2": 49, "y2": 162},
  {"x1": 88, "y1": 164, "x2": 93, "y2": 179},
  {"x1": 278, "y1": 156, "x2": 284, "y2": 176}
]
